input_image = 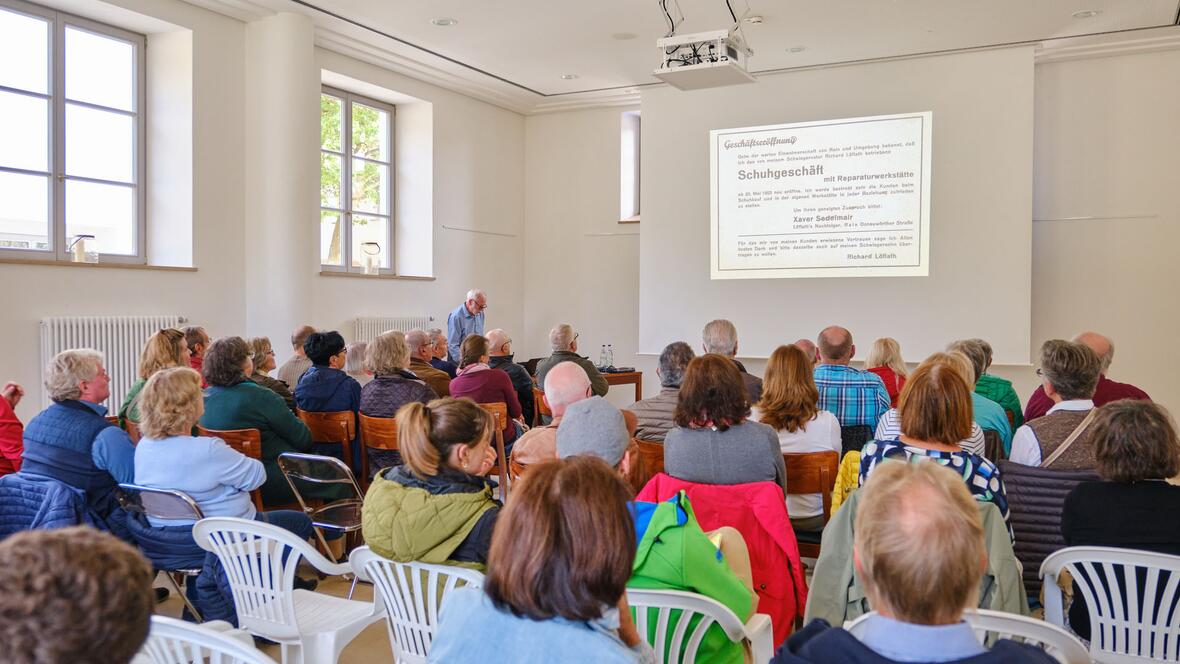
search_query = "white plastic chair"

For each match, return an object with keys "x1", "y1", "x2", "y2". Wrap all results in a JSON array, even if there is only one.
[
  {"x1": 192, "y1": 517, "x2": 384, "y2": 664},
  {"x1": 1042, "y1": 545, "x2": 1180, "y2": 663},
  {"x1": 137, "y1": 615, "x2": 274, "y2": 663},
  {"x1": 349, "y1": 546, "x2": 484, "y2": 664},
  {"x1": 845, "y1": 609, "x2": 1090, "y2": 664},
  {"x1": 625, "y1": 588, "x2": 773, "y2": 664}
]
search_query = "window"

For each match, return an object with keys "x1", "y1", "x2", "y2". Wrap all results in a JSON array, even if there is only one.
[
  {"x1": 620, "y1": 110, "x2": 641, "y2": 222},
  {"x1": 320, "y1": 86, "x2": 395, "y2": 274},
  {"x1": 0, "y1": 0, "x2": 145, "y2": 263}
]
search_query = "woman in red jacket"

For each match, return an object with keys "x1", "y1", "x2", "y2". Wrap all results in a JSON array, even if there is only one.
[
  {"x1": 0, "y1": 381, "x2": 26, "y2": 477},
  {"x1": 448, "y1": 334, "x2": 523, "y2": 448},
  {"x1": 865, "y1": 337, "x2": 908, "y2": 408}
]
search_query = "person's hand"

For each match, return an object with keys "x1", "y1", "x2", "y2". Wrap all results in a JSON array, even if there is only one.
[
  {"x1": 616, "y1": 595, "x2": 642, "y2": 648},
  {"x1": 477, "y1": 445, "x2": 496, "y2": 476},
  {"x1": 2, "y1": 383, "x2": 24, "y2": 409}
]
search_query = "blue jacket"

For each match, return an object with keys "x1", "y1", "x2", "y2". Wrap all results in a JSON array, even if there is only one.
[
  {"x1": 295, "y1": 366, "x2": 361, "y2": 414},
  {"x1": 0, "y1": 472, "x2": 92, "y2": 539},
  {"x1": 123, "y1": 511, "x2": 235, "y2": 623}
]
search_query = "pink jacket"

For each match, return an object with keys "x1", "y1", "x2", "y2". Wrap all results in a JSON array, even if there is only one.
[{"x1": 637, "y1": 473, "x2": 808, "y2": 646}]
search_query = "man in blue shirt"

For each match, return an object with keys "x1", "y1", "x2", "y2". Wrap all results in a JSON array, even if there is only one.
[
  {"x1": 813, "y1": 326, "x2": 891, "y2": 429},
  {"x1": 446, "y1": 288, "x2": 487, "y2": 362}
]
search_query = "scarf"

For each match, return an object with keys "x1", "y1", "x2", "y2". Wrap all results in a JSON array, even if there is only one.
[{"x1": 457, "y1": 362, "x2": 490, "y2": 377}]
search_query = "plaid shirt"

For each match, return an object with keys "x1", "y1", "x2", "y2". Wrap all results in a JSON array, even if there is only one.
[{"x1": 813, "y1": 364, "x2": 891, "y2": 428}]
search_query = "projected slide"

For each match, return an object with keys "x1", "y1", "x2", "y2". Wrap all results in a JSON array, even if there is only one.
[{"x1": 710, "y1": 112, "x2": 932, "y2": 280}]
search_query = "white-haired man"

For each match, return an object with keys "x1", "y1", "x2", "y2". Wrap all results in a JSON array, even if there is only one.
[
  {"x1": 486, "y1": 329, "x2": 534, "y2": 425},
  {"x1": 427, "y1": 328, "x2": 458, "y2": 378},
  {"x1": 702, "y1": 319, "x2": 762, "y2": 401},
  {"x1": 446, "y1": 289, "x2": 487, "y2": 364},
  {"x1": 406, "y1": 328, "x2": 451, "y2": 397},
  {"x1": 1023, "y1": 331, "x2": 1150, "y2": 422},
  {"x1": 535, "y1": 323, "x2": 608, "y2": 397}
]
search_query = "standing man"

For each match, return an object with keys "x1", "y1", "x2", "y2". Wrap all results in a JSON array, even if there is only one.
[{"x1": 446, "y1": 289, "x2": 487, "y2": 363}]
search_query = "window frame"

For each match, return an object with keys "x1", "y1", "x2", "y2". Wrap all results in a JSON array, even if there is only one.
[
  {"x1": 319, "y1": 85, "x2": 396, "y2": 275},
  {"x1": 0, "y1": 0, "x2": 146, "y2": 264}
]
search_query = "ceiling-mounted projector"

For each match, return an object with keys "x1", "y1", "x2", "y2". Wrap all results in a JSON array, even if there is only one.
[{"x1": 654, "y1": 28, "x2": 755, "y2": 90}]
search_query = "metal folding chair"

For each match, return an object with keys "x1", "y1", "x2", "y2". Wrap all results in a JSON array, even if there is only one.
[
  {"x1": 275, "y1": 452, "x2": 364, "y2": 563},
  {"x1": 117, "y1": 483, "x2": 207, "y2": 621}
]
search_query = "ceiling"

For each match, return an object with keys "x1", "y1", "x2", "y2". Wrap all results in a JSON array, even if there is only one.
[{"x1": 194, "y1": 0, "x2": 1180, "y2": 112}]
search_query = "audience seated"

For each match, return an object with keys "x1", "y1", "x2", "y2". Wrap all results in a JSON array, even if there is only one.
[
  {"x1": 535, "y1": 323, "x2": 609, "y2": 397},
  {"x1": 0, "y1": 527, "x2": 154, "y2": 664},
  {"x1": 753, "y1": 344, "x2": 841, "y2": 530},
  {"x1": 813, "y1": 326, "x2": 890, "y2": 430},
  {"x1": 449, "y1": 334, "x2": 524, "y2": 448},
  {"x1": 486, "y1": 328, "x2": 535, "y2": 425},
  {"x1": 864, "y1": 337, "x2": 907, "y2": 408},
  {"x1": 511, "y1": 361, "x2": 591, "y2": 466},
  {"x1": 1010, "y1": 339, "x2": 1101, "y2": 470},
  {"x1": 21, "y1": 349, "x2": 135, "y2": 533},
  {"x1": 359, "y1": 331, "x2": 436, "y2": 472},
  {"x1": 1024, "y1": 331, "x2": 1149, "y2": 422},
  {"x1": 664, "y1": 354, "x2": 787, "y2": 493},
  {"x1": 778, "y1": 462, "x2": 1053, "y2": 664},
  {"x1": 345, "y1": 340, "x2": 372, "y2": 387},
  {"x1": 859, "y1": 357, "x2": 1011, "y2": 536},
  {"x1": 793, "y1": 338, "x2": 819, "y2": 365},
  {"x1": 199, "y1": 337, "x2": 344, "y2": 506},
  {"x1": 360, "y1": 398, "x2": 499, "y2": 566},
  {"x1": 247, "y1": 336, "x2": 295, "y2": 411},
  {"x1": 627, "y1": 341, "x2": 694, "y2": 443},
  {"x1": 947, "y1": 340, "x2": 1013, "y2": 451},
  {"x1": 407, "y1": 328, "x2": 452, "y2": 396},
  {"x1": 874, "y1": 352, "x2": 988, "y2": 456},
  {"x1": 971, "y1": 338, "x2": 1024, "y2": 428},
  {"x1": 293, "y1": 330, "x2": 361, "y2": 414},
  {"x1": 0, "y1": 381, "x2": 24, "y2": 477},
  {"x1": 182, "y1": 326, "x2": 210, "y2": 387},
  {"x1": 702, "y1": 319, "x2": 763, "y2": 401},
  {"x1": 446, "y1": 289, "x2": 487, "y2": 364},
  {"x1": 275, "y1": 324, "x2": 315, "y2": 388},
  {"x1": 118, "y1": 328, "x2": 189, "y2": 426},
  {"x1": 555, "y1": 397, "x2": 756, "y2": 664},
  {"x1": 1061, "y1": 400, "x2": 1180, "y2": 640},
  {"x1": 428, "y1": 327, "x2": 459, "y2": 378},
  {"x1": 430, "y1": 456, "x2": 654, "y2": 662}
]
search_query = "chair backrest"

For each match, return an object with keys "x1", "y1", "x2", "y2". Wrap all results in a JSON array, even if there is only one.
[
  {"x1": 196, "y1": 427, "x2": 265, "y2": 511},
  {"x1": 276, "y1": 452, "x2": 363, "y2": 513},
  {"x1": 296, "y1": 409, "x2": 356, "y2": 443},
  {"x1": 635, "y1": 439, "x2": 665, "y2": 479},
  {"x1": 349, "y1": 546, "x2": 484, "y2": 664},
  {"x1": 125, "y1": 419, "x2": 143, "y2": 444},
  {"x1": 783, "y1": 450, "x2": 840, "y2": 521},
  {"x1": 477, "y1": 402, "x2": 510, "y2": 500},
  {"x1": 626, "y1": 588, "x2": 772, "y2": 664},
  {"x1": 532, "y1": 387, "x2": 551, "y2": 424},
  {"x1": 192, "y1": 517, "x2": 349, "y2": 641},
  {"x1": 983, "y1": 429, "x2": 1004, "y2": 461},
  {"x1": 844, "y1": 610, "x2": 1090, "y2": 664},
  {"x1": 840, "y1": 425, "x2": 873, "y2": 457},
  {"x1": 138, "y1": 615, "x2": 275, "y2": 664},
  {"x1": 1042, "y1": 545, "x2": 1180, "y2": 663},
  {"x1": 997, "y1": 461, "x2": 1099, "y2": 599},
  {"x1": 117, "y1": 483, "x2": 205, "y2": 521}
]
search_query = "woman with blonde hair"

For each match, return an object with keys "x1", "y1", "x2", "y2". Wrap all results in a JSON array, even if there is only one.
[
  {"x1": 360, "y1": 397, "x2": 499, "y2": 565},
  {"x1": 118, "y1": 329, "x2": 190, "y2": 426},
  {"x1": 865, "y1": 337, "x2": 907, "y2": 408},
  {"x1": 753, "y1": 344, "x2": 841, "y2": 530},
  {"x1": 247, "y1": 336, "x2": 295, "y2": 411}
]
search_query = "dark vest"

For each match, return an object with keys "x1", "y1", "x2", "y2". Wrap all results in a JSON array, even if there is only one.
[
  {"x1": 22, "y1": 400, "x2": 120, "y2": 516},
  {"x1": 1026, "y1": 408, "x2": 1096, "y2": 471}
]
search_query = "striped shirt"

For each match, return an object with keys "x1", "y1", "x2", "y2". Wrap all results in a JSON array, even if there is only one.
[
  {"x1": 813, "y1": 364, "x2": 891, "y2": 428},
  {"x1": 875, "y1": 408, "x2": 987, "y2": 456}
]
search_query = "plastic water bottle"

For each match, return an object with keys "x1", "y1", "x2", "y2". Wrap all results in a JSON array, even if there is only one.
[
  {"x1": 607, "y1": 344, "x2": 615, "y2": 369},
  {"x1": 598, "y1": 345, "x2": 607, "y2": 369}
]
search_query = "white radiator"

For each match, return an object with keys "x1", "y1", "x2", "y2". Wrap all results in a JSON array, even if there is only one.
[
  {"x1": 39, "y1": 315, "x2": 185, "y2": 411},
  {"x1": 354, "y1": 316, "x2": 434, "y2": 343}
]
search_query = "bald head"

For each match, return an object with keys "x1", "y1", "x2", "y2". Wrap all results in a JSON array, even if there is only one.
[
  {"x1": 793, "y1": 338, "x2": 819, "y2": 364},
  {"x1": 543, "y1": 361, "x2": 592, "y2": 417},
  {"x1": 1072, "y1": 331, "x2": 1113, "y2": 374},
  {"x1": 818, "y1": 326, "x2": 854, "y2": 364},
  {"x1": 405, "y1": 328, "x2": 433, "y2": 362},
  {"x1": 486, "y1": 329, "x2": 511, "y2": 357}
]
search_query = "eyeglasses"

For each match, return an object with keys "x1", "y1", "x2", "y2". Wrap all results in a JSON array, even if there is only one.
[{"x1": 1035, "y1": 368, "x2": 1044, "y2": 377}]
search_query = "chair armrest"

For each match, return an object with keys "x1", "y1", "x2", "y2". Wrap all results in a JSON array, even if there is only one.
[{"x1": 744, "y1": 613, "x2": 774, "y2": 663}]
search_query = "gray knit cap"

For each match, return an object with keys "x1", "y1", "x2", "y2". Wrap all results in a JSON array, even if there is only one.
[{"x1": 556, "y1": 396, "x2": 629, "y2": 467}]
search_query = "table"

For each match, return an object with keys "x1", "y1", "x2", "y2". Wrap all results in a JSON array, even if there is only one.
[{"x1": 604, "y1": 371, "x2": 643, "y2": 402}]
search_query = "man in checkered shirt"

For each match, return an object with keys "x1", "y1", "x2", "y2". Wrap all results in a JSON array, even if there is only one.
[{"x1": 813, "y1": 326, "x2": 891, "y2": 430}]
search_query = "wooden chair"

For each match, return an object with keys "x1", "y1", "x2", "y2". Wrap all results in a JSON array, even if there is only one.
[
  {"x1": 983, "y1": 429, "x2": 1005, "y2": 462},
  {"x1": 633, "y1": 439, "x2": 665, "y2": 491},
  {"x1": 105, "y1": 415, "x2": 119, "y2": 425},
  {"x1": 783, "y1": 450, "x2": 840, "y2": 559},
  {"x1": 358, "y1": 413, "x2": 398, "y2": 489},
  {"x1": 477, "y1": 402, "x2": 511, "y2": 501},
  {"x1": 508, "y1": 457, "x2": 528, "y2": 483},
  {"x1": 124, "y1": 419, "x2": 143, "y2": 444},
  {"x1": 531, "y1": 387, "x2": 551, "y2": 427},
  {"x1": 197, "y1": 426, "x2": 265, "y2": 512},
  {"x1": 296, "y1": 409, "x2": 356, "y2": 475}
]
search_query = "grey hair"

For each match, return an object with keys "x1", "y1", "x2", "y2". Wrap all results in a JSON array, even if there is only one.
[
  {"x1": 1040, "y1": 340, "x2": 1102, "y2": 400},
  {"x1": 946, "y1": 340, "x2": 987, "y2": 383},
  {"x1": 406, "y1": 328, "x2": 432, "y2": 355},
  {"x1": 549, "y1": 323, "x2": 576, "y2": 351},
  {"x1": 658, "y1": 342, "x2": 695, "y2": 388},
  {"x1": 344, "y1": 341, "x2": 367, "y2": 375},
  {"x1": 427, "y1": 328, "x2": 446, "y2": 343},
  {"x1": 465, "y1": 289, "x2": 485, "y2": 302},
  {"x1": 702, "y1": 319, "x2": 738, "y2": 356},
  {"x1": 971, "y1": 338, "x2": 994, "y2": 369},
  {"x1": 45, "y1": 349, "x2": 104, "y2": 402}
]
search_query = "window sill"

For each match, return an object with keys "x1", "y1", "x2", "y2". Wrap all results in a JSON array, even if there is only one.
[
  {"x1": 0, "y1": 258, "x2": 196, "y2": 272},
  {"x1": 619, "y1": 215, "x2": 640, "y2": 224},
  {"x1": 319, "y1": 270, "x2": 435, "y2": 281}
]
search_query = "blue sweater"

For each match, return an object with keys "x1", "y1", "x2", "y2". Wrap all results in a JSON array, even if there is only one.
[{"x1": 134, "y1": 435, "x2": 265, "y2": 526}]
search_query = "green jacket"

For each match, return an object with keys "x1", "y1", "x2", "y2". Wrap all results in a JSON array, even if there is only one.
[
  {"x1": 976, "y1": 373, "x2": 1024, "y2": 428},
  {"x1": 629, "y1": 492, "x2": 756, "y2": 664},
  {"x1": 118, "y1": 378, "x2": 146, "y2": 427},
  {"x1": 536, "y1": 350, "x2": 609, "y2": 397},
  {"x1": 803, "y1": 488, "x2": 1028, "y2": 627},
  {"x1": 361, "y1": 466, "x2": 499, "y2": 568}
]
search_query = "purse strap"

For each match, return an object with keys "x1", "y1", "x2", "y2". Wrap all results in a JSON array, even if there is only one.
[{"x1": 1041, "y1": 408, "x2": 1097, "y2": 468}]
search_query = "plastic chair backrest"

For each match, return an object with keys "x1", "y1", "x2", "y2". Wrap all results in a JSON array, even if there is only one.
[
  {"x1": 138, "y1": 615, "x2": 275, "y2": 664},
  {"x1": 844, "y1": 610, "x2": 1089, "y2": 664},
  {"x1": 1042, "y1": 545, "x2": 1180, "y2": 663},
  {"x1": 196, "y1": 427, "x2": 264, "y2": 511},
  {"x1": 477, "y1": 402, "x2": 510, "y2": 500},
  {"x1": 117, "y1": 483, "x2": 205, "y2": 521},
  {"x1": 626, "y1": 588, "x2": 772, "y2": 664},
  {"x1": 783, "y1": 450, "x2": 839, "y2": 521},
  {"x1": 349, "y1": 546, "x2": 484, "y2": 664}
]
